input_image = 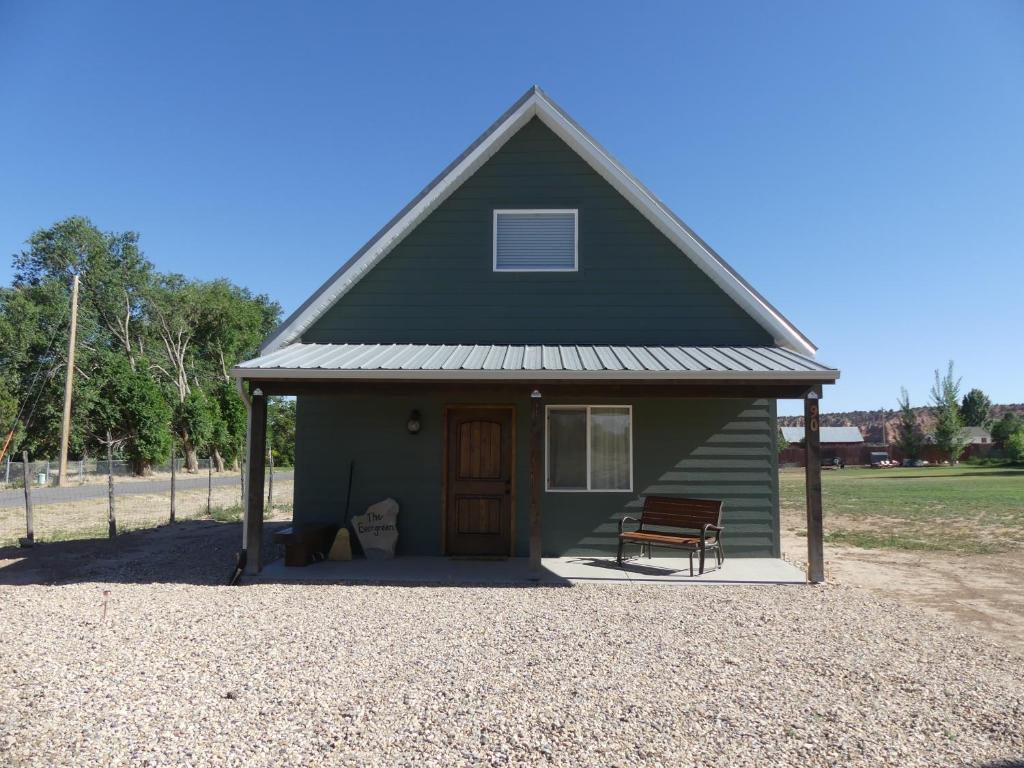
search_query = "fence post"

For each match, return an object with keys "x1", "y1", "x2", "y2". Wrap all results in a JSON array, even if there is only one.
[
  {"x1": 267, "y1": 445, "x2": 274, "y2": 513},
  {"x1": 106, "y1": 433, "x2": 117, "y2": 538},
  {"x1": 207, "y1": 457, "x2": 213, "y2": 515},
  {"x1": 169, "y1": 439, "x2": 176, "y2": 524},
  {"x1": 79, "y1": 458, "x2": 84, "y2": 484},
  {"x1": 5, "y1": 454, "x2": 10, "y2": 484},
  {"x1": 21, "y1": 451, "x2": 33, "y2": 547}
]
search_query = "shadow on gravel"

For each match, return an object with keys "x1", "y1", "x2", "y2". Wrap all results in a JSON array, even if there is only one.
[
  {"x1": 0, "y1": 519, "x2": 290, "y2": 586},
  {"x1": 979, "y1": 761, "x2": 1024, "y2": 767}
]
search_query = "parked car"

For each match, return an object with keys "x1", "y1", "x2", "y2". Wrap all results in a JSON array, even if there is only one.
[{"x1": 869, "y1": 452, "x2": 898, "y2": 468}]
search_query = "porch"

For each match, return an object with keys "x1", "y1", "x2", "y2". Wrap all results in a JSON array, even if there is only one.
[
  {"x1": 233, "y1": 343, "x2": 839, "y2": 583},
  {"x1": 258, "y1": 555, "x2": 806, "y2": 586}
]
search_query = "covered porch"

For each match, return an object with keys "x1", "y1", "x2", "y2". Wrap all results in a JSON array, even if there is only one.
[{"x1": 233, "y1": 344, "x2": 838, "y2": 583}]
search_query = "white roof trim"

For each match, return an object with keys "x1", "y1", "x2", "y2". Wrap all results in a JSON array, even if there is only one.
[{"x1": 260, "y1": 86, "x2": 817, "y2": 356}]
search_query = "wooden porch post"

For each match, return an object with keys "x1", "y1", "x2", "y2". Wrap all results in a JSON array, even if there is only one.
[
  {"x1": 804, "y1": 392, "x2": 825, "y2": 583},
  {"x1": 529, "y1": 389, "x2": 543, "y2": 571},
  {"x1": 244, "y1": 387, "x2": 268, "y2": 575}
]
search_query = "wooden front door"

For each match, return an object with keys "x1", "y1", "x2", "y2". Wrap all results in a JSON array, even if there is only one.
[{"x1": 445, "y1": 407, "x2": 514, "y2": 556}]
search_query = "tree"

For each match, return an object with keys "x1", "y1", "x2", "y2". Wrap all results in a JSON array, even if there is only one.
[
  {"x1": 4, "y1": 217, "x2": 281, "y2": 475},
  {"x1": 147, "y1": 275, "x2": 279, "y2": 471},
  {"x1": 1006, "y1": 430, "x2": 1024, "y2": 464},
  {"x1": 930, "y1": 361, "x2": 969, "y2": 464},
  {"x1": 777, "y1": 427, "x2": 789, "y2": 452},
  {"x1": 89, "y1": 353, "x2": 172, "y2": 474},
  {"x1": 173, "y1": 388, "x2": 217, "y2": 471},
  {"x1": 5, "y1": 217, "x2": 154, "y2": 461},
  {"x1": 209, "y1": 380, "x2": 247, "y2": 471},
  {"x1": 991, "y1": 412, "x2": 1024, "y2": 445},
  {"x1": 894, "y1": 387, "x2": 924, "y2": 461},
  {"x1": 960, "y1": 388, "x2": 992, "y2": 428},
  {"x1": 268, "y1": 398, "x2": 296, "y2": 467}
]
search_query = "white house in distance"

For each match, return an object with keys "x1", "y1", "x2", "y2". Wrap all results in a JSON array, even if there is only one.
[
  {"x1": 961, "y1": 426, "x2": 993, "y2": 445},
  {"x1": 922, "y1": 426, "x2": 993, "y2": 446},
  {"x1": 781, "y1": 426, "x2": 864, "y2": 446}
]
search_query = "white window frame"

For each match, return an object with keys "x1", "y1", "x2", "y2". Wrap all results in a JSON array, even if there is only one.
[
  {"x1": 492, "y1": 209, "x2": 579, "y2": 272},
  {"x1": 545, "y1": 404, "x2": 633, "y2": 492}
]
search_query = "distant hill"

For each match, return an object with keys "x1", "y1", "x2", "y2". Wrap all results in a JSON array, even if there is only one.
[{"x1": 778, "y1": 404, "x2": 1024, "y2": 444}]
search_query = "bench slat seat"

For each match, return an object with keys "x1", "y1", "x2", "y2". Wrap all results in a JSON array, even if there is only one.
[
  {"x1": 617, "y1": 496, "x2": 725, "y2": 576},
  {"x1": 619, "y1": 531, "x2": 706, "y2": 546}
]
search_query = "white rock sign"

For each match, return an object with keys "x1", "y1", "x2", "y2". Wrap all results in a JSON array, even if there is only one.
[{"x1": 352, "y1": 498, "x2": 399, "y2": 559}]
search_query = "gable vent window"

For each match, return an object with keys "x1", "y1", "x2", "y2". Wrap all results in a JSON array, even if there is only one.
[{"x1": 493, "y1": 209, "x2": 578, "y2": 272}]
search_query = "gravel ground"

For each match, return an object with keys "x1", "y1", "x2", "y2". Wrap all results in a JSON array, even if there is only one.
[{"x1": 1, "y1": 526, "x2": 1022, "y2": 767}]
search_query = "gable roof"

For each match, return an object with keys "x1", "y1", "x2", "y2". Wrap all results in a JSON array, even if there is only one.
[{"x1": 260, "y1": 85, "x2": 817, "y2": 357}]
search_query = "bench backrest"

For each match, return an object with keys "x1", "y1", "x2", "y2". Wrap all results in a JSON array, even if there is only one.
[{"x1": 641, "y1": 496, "x2": 723, "y2": 530}]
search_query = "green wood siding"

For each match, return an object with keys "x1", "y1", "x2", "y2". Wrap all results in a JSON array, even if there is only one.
[
  {"x1": 302, "y1": 118, "x2": 773, "y2": 347},
  {"x1": 293, "y1": 393, "x2": 780, "y2": 558}
]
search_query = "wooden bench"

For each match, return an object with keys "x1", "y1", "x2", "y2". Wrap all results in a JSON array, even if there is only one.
[
  {"x1": 273, "y1": 524, "x2": 337, "y2": 567},
  {"x1": 617, "y1": 496, "x2": 725, "y2": 576}
]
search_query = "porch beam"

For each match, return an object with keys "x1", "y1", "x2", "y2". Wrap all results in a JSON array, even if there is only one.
[
  {"x1": 253, "y1": 380, "x2": 825, "y2": 400},
  {"x1": 529, "y1": 389, "x2": 543, "y2": 571},
  {"x1": 244, "y1": 387, "x2": 268, "y2": 575},
  {"x1": 804, "y1": 393, "x2": 825, "y2": 583}
]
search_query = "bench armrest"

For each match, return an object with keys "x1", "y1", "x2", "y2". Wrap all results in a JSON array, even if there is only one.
[
  {"x1": 618, "y1": 515, "x2": 642, "y2": 534},
  {"x1": 701, "y1": 523, "x2": 723, "y2": 545}
]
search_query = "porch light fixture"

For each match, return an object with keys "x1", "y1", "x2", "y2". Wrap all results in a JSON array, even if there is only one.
[{"x1": 406, "y1": 410, "x2": 422, "y2": 435}]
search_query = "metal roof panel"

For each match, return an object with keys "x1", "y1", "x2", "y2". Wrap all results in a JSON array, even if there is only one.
[{"x1": 233, "y1": 343, "x2": 839, "y2": 382}]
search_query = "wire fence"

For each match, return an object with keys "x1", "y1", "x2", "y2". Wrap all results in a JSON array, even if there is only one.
[
  {"x1": 1, "y1": 456, "x2": 226, "y2": 486},
  {"x1": 0, "y1": 458, "x2": 293, "y2": 548}
]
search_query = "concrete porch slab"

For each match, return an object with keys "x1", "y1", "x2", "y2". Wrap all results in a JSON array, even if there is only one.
[{"x1": 257, "y1": 555, "x2": 805, "y2": 586}]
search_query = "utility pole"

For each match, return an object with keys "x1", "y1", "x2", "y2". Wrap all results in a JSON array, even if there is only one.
[{"x1": 57, "y1": 274, "x2": 80, "y2": 487}]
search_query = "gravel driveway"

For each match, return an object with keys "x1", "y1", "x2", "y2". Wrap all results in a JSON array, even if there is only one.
[{"x1": 0, "y1": 524, "x2": 1021, "y2": 767}]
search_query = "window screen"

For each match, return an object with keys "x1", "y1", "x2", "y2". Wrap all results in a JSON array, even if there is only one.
[{"x1": 494, "y1": 210, "x2": 577, "y2": 271}]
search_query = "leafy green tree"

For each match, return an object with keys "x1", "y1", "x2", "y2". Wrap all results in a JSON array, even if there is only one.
[
  {"x1": 174, "y1": 389, "x2": 217, "y2": 469},
  {"x1": 268, "y1": 398, "x2": 296, "y2": 467},
  {"x1": 5, "y1": 217, "x2": 155, "y2": 463},
  {"x1": 5, "y1": 217, "x2": 280, "y2": 475},
  {"x1": 930, "y1": 361, "x2": 969, "y2": 464},
  {"x1": 894, "y1": 387, "x2": 924, "y2": 461},
  {"x1": 1006, "y1": 430, "x2": 1024, "y2": 464},
  {"x1": 960, "y1": 388, "x2": 992, "y2": 428},
  {"x1": 209, "y1": 380, "x2": 248, "y2": 471},
  {"x1": 777, "y1": 427, "x2": 789, "y2": 452},
  {"x1": 991, "y1": 412, "x2": 1024, "y2": 445},
  {"x1": 147, "y1": 275, "x2": 279, "y2": 470},
  {"x1": 89, "y1": 353, "x2": 172, "y2": 474}
]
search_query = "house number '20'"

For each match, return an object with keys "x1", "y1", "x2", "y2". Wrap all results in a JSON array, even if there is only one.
[{"x1": 808, "y1": 403, "x2": 819, "y2": 432}]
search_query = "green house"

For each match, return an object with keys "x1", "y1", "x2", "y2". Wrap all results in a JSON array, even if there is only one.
[{"x1": 233, "y1": 86, "x2": 839, "y2": 576}]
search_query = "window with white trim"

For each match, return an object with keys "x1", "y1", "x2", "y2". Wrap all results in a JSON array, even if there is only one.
[
  {"x1": 493, "y1": 209, "x2": 578, "y2": 271},
  {"x1": 546, "y1": 405, "x2": 632, "y2": 491}
]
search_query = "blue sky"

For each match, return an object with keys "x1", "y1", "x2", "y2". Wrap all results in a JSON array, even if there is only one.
[{"x1": 1, "y1": 1, "x2": 1021, "y2": 415}]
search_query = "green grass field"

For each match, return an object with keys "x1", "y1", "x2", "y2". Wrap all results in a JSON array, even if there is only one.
[{"x1": 779, "y1": 465, "x2": 1024, "y2": 554}]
